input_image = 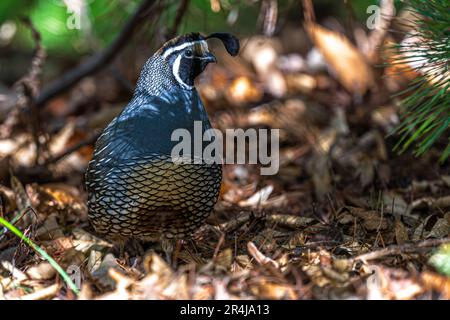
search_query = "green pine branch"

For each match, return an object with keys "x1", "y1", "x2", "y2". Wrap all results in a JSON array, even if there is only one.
[{"x1": 389, "y1": 0, "x2": 450, "y2": 162}]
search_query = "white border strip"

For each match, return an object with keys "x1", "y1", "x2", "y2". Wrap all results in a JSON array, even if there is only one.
[
  {"x1": 162, "y1": 40, "x2": 208, "y2": 59},
  {"x1": 172, "y1": 54, "x2": 193, "y2": 90}
]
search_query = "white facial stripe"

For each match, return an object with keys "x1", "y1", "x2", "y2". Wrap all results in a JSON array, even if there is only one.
[
  {"x1": 162, "y1": 40, "x2": 208, "y2": 59},
  {"x1": 172, "y1": 54, "x2": 193, "y2": 90}
]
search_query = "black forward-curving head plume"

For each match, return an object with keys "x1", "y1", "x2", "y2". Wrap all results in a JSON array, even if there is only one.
[{"x1": 206, "y1": 33, "x2": 240, "y2": 56}]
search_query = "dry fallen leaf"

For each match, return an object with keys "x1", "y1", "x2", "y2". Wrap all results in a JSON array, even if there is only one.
[
  {"x1": 421, "y1": 271, "x2": 450, "y2": 299},
  {"x1": 395, "y1": 218, "x2": 410, "y2": 244},
  {"x1": 250, "y1": 279, "x2": 297, "y2": 299},
  {"x1": 345, "y1": 206, "x2": 388, "y2": 231},
  {"x1": 226, "y1": 76, "x2": 263, "y2": 106},
  {"x1": 427, "y1": 213, "x2": 450, "y2": 239},
  {"x1": 305, "y1": 23, "x2": 375, "y2": 95},
  {"x1": 26, "y1": 262, "x2": 56, "y2": 280}
]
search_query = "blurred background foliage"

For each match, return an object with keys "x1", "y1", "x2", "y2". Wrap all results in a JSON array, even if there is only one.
[
  {"x1": 0, "y1": 0, "x2": 447, "y2": 159},
  {"x1": 0, "y1": 0, "x2": 393, "y2": 55}
]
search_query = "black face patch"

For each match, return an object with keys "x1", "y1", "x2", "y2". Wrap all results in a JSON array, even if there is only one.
[
  {"x1": 176, "y1": 51, "x2": 212, "y2": 88},
  {"x1": 178, "y1": 55, "x2": 196, "y2": 86}
]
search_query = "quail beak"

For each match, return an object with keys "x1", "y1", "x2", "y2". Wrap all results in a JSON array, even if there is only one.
[{"x1": 197, "y1": 51, "x2": 217, "y2": 64}]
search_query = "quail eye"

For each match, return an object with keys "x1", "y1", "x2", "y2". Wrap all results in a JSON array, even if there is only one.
[{"x1": 184, "y1": 49, "x2": 193, "y2": 58}]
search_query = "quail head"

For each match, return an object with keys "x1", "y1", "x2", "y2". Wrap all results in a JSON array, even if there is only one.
[{"x1": 85, "y1": 33, "x2": 239, "y2": 252}]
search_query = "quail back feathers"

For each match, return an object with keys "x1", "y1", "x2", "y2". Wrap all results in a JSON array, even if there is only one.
[{"x1": 86, "y1": 33, "x2": 239, "y2": 242}]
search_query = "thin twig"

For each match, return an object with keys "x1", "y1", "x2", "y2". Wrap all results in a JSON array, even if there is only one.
[
  {"x1": 355, "y1": 238, "x2": 450, "y2": 262},
  {"x1": 301, "y1": 0, "x2": 315, "y2": 24},
  {"x1": 43, "y1": 131, "x2": 100, "y2": 166},
  {"x1": 166, "y1": 0, "x2": 190, "y2": 40},
  {"x1": 13, "y1": 18, "x2": 46, "y2": 164},
  {"x1": 35, "y1": 0, "x2": 161, "y2": 108},
  {"x1": 262, "y1": 0, "x2": 278, "y2": 36}
]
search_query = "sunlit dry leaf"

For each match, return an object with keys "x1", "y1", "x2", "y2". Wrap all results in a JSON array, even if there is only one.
[
  {"x1": 391, "y1": 281, "x2": 423, "y2": 300},
  {"x1": 306, "y1": 23, "x2": 375, "y2": 95},
  {"x1": 1, "y1": 260, "x2": 27, "y2": 282},
  {"x1": 246, "y1": 106, "x2": 275, "y2": 127},
  {"x1": 276, "y1": 253, "x2": 290, "y2": 269},
  {"x1": 235, "y1": 255, "x2": 252, "y2": 270},
  {"x1": 316, "y1": 129, "x2": 337, "y2": 155},
  {"x1": 26, "y1": 262, "x2": 56, "y2": 280},
  {"x1": 162, "y1": 274, "x2": 189, "y2": 299},
  {"x1": 399, "y1": 34, "x2": 450, "y2": 90},
  {"x1": 33, "y1": 183, "x2": 88, "y2": 220},
  {"x1": 87, "y1": 250, "x2": 103, "y2": 274},
  {"x1": 78, "y1": 283, "x2": 93, "y2": 300},
  {"x1": 238, "y1": 185, "x2": 273, "y2": 207},
  {"x1": 421, "y1": 271, "x2": 450, "y2": 299},
  {"x1": 191, "y1": 285, "x2": 214, "y2": 300},
  {"x1": 215, "y1": 248, "x2": 233, "y2": 270},
  {"x1": 72, "y1": 228, "x2": 112, "y2": 253},
  {"x1": 48, "y1": 121, "x2": 75, "y2": 157},
  {"x1": 332, "y1": 258, "x2": 353, "y2": 273},
  {"x1": 365, "y1": 265, "x2": 388, "y2": 300},
  {"x1": 250, "y1": 279, "x2": 297, "y2": 299},
  {"x1": 241, "y1": 36, "x2": 282, "y2": 76},
  {"x1": 247, "y1": 241, "x2": 279, "y2": 269},
  {"x1": 213, "y1": 279, "x2": 232, "y2": 300},
  {"x1": 143, "y1": 252, "x2": 173, "y2": 278},
  {"x1": 106, "y1": 268, "x2": 133, "y2": 299},
  {"x1": 286, "y1": 73, "x2": 316, "y2": 94},
  {"x1": 226, "y1": 76, "x2": 263, "y2": 106},
  {"x1": 382, "y1": 38, "x2": 420, "y2": 92},
  {"x1": 302, "y1": 265, "x2": 330, "y2": 288},
  {"x1": 266, "y1": 70, "x2": 287, "y2": 97},
  {"x1": 19, "y1": 283, "x2": 60, "y2": 300}
]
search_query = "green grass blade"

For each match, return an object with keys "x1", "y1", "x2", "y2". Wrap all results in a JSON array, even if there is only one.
[{"x1": 0, "y1": 216, "x2": 80, "y2": 296}]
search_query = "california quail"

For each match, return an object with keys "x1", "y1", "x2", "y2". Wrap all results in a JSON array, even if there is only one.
[{"x1": 85, "y1": 33, "x2": 239, "y2": 255}]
